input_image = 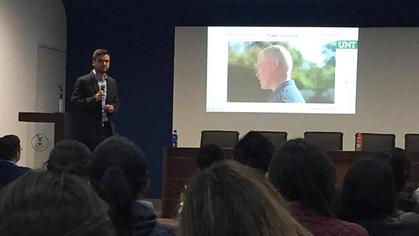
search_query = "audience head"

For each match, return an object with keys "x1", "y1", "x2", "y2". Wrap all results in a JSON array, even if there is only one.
[
  {"x1": 268, "y1": 138, "x2": 336, "y2": 216},
  {"x1": 234, "y1": 131, "x2": 274, "y2": 173},
  {"x1": 0, "y1": 135, "x2": 21, "y2": 162},
  {"x1": 89, "y1": 136, "x2": 148, "y2": 236},
  {"x1": 0, "y1": 171, "x2": 116, "y2": 236},
  {"x1": 374, "y1": 148, "x2": 411, "y2": 192},
  {"x1": 338, "y1": 158, "x2": 395, "y2": 222},
  {"x1": 196, "y1": 144, "x2": 226, "y2": 170},
  {"x1": 45, "y1": 140, "x2": 91, "y2": 179},
  {"x1": 180, "y1": 160, "x2": 311, "y2": 236}
]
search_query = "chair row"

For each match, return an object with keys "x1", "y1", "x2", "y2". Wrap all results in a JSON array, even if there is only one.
[{"x1": 200, "y1": 130, "x2": 419, "y2": 152}]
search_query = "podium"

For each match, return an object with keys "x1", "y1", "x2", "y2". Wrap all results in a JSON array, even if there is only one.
[{"x1": 18, "y1": 112, "x2": 71, "y2": 145}]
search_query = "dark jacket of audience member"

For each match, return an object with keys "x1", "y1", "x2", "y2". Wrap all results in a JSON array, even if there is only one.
[
  {"x1": 234, "y1": 131, "x2": 274, "y2": 173},
  {"x1": 268, "y1": 138, "x2": 368, "y2": 236},
  {"x1": 89, "y1": 136, "x2": 174, "y2": 236},
  {"x1": 180, "y1": 160, "x2": 312, "y2": 236},
  {"x1": 0, "y1": 135, "x2": 31, "y2": 189},
  {"x1": 338, "y1": 158, "x2": 419, "y2": 236},
  {"x1": 45, "y1": 140, "x2": 91, "y2": 179},
  {"x1": 0, "y1": 171, "x2": 116, "y2": 236}
]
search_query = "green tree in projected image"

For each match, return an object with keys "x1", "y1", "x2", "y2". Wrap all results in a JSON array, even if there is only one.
[{"x1": 227, "y1": 41, "x2": 336, "y2": 103}]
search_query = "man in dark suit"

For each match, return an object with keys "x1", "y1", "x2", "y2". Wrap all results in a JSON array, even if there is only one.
[
  {"x1": 70, "y1": 49, "x2": 120, "y2": 150},
  {"x1": 0, "y1": 135, "x2": 31, "y2": 189}
]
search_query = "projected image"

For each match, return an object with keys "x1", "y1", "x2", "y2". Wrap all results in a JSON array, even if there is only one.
[
  {"x1": 228, "y1": 41, "x2": 336, "y2": 104},
  {"x1": 206, "y1": 27, "x2": 359, "y2": 114}
]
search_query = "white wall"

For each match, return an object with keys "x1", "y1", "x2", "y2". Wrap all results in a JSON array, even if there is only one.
[
  {"x1": 173, "y1": 27, "x2": 419, "y2": 150},
  {"x1": 0, "y1": 0, "x2": 66, "y2": 167}
]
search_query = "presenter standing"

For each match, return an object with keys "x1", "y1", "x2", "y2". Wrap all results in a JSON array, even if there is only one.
[{"x1": 70, "y1": 49, "x2": 120, "y2": 151}]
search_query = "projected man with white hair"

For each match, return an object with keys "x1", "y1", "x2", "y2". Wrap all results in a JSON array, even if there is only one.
[{"x1": 256, "y1": 45, "x2": 305, "y2": 103}]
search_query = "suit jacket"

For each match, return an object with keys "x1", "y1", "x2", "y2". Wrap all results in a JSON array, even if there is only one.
[
  {"x1": 0, "y1": 161, "x2": 31, "y2": 190},
  {"x1": 70, "y1": 72, "x2": 119, "y2": 149}
]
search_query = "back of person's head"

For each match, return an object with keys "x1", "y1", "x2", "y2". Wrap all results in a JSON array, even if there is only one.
[
  {"x1": 234, "y1": 131, "x2": 274, "y2": 173},
  {"x1": 374, "y1": 148, "x2": 411, "y2": 192},
  {"x1": 196, "y1": 144, "x2": 226, "y2": 170},
  {"x1": 180, "y1": 160, "x2": 312, "y2": 236},
  {"x1": 268, "y1": 138, "x2": 336, "y2": 216},
  {"x1": 338, "y1": 158, "x2": 395, "y2": 222},
  {"x1": 89, "y1": 136, "x2": 148, "y2": 236},
  {"x1": 0, "y1": 171, "x2": 116, "y2": 236},
  {"x1": 45, "y1": 140, "x2": 91, "y2": 179},
  {"x1": 0, "y1": 135, "x2": 21, "y2": 161}
]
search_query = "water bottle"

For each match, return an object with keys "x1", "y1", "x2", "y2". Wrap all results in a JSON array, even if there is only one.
[
  {"x1": 355, "y1": 133, "x2": 363, "y2": 151},
  {"x1": 58, "y1": 86, "x2": 64, "y2": 113},
  {"x1": 172, "y1": 130, "x2": 178, "y2": 147}
]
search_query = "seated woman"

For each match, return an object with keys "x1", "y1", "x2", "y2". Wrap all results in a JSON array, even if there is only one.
[
  {"x1": 180, "y1": 160, "x2": 312, "y2": 236},
  {"x1": 338, "y1": 158, "x2": 419, "y2": 236},
  {"x1": 268, "y1": 138, "x2": 368, "y2": 236},
  {"x1": 0, "y1": 171, "x2": 115, "y2": 236},
  {"x1": 89, "y1": 136, "x2": 175, "y2": 236}
]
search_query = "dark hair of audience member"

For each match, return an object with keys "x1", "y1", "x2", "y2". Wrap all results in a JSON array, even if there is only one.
[
  {"x1": 0, "y1": 135, "x2": 21, "y2": 161},
  {"x1": 89, "y1": 136, "x2": 148, "y2": 236},
  {"x1": 0, "y1": 171, "x2": 116, "y2": 236},
  {"x1": 374, "y1": 148, "x2": 411, "y2": 192},
  {"x1": 45, "y1": 140, "x2": 91, "y2": 179},
  {"x1": 180, "y1": 160, "x2": 312, "y2": 236},
  {"x1": 338, "y1": 158, "x2": 395, "y2": 222},
  {"x1": 234, "y1": 131, "x2": 274, "y2": 173},
  {"x1": 268, "y1": 138, "x2": 336, "y2": 216},
  {"x1": 196, "y1": 144, "x2": 226, "y2": 170}
]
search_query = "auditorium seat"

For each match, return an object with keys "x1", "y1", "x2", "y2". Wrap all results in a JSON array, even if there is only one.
[
  {"x1": 405, "y1": 134, "x2": 419, "y2": 152},
  {"x1": 252, "y1": 131, "x2": 287, "y2": 148},
  {"x1": 355, "y1": 133, "x2": 395, "y2": 152},
  {"x1": 304, "y1": 131, "x2": 343, "y2": 151},
  {"x1": 200, "y1": 130, "x2": 239, "y2": 148}
]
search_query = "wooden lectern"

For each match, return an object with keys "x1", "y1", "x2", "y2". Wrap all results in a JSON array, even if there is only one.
[{"x1": 18, "y1": 112, "x2": 71, "y2": 145}]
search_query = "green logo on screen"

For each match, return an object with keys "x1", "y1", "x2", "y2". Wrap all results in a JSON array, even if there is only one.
[{"x1": 337, "y1": 41, "x2": 358, "y2": 49}]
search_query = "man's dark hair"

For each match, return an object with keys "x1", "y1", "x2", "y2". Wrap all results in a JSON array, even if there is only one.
[
  {"x1": 93, "y1": 49, "x2": 110, "y2": 61},
  {"x1": 338, "y1": 158, "x2": 395, "y2": 222},
  {"x1": 234, "y1": 131, "x2": 274, "y2": 173},
  {"x1": 0, "y1": 135, "x2": 20, "y2": 161},
  {"x1": 196, "y1": 144, "x2": 226, "y2": 170},
  {"x1": 373, "y1": 148, "x2": 411, "y2": 192},
  {"x1": 0, "y1": 171, "x2": 116, "y2": 236},
  {"x1": 89, "y1": 136, "x2": 148, "y2": 236},
  {"x1": 45, "y1": 140, "x2": 91, "y2": 179},
  {"x1": 268, "y1": 138, "x2": 336, "y2": 216}
]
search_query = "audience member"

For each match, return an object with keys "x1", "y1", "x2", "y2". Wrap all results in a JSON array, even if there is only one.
[
  {"x1": 0, "y1": 171, "x2": 116, "y2": 236},
  {"x1": 234, "y1": 131, "x2": 274, "y2": 173},
  {"x1": 268, "y1": 138, "x2": 368, "y2": 236},
  {"x1": 180, "y1": 160, "x2": 312, "y2": 236},
  {"x1": 45, "y1": 140, "x2": 91, "y2": 179},
  {"x1": 0, "y1": 135, "x2": 31, "y2": 189},
  {"x1": 196, "y1": 144, "x2": 226, "y2": 170},
  {"x1": 89, "y1": 136, "x2": 174, "y2": 236},
  {"x1": 178, "y1": 144, "x2": 228, "y2": 217},
  {"x1": 338, "y1": 158, "x2": 419, "y2": 236},
  {"x1": 374, "y1": 149, "x2": 419, "y2": 223}
]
